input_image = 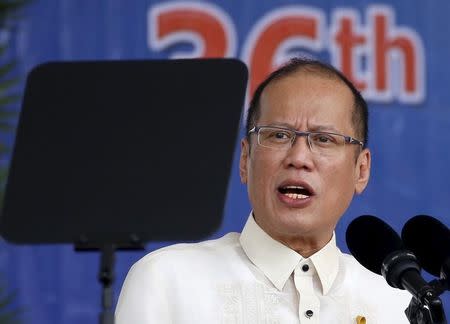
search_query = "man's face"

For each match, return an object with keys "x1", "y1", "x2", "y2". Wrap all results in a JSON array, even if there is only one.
[{"x1": 240, "y1": 71, "x2": 371, "y2": 250}]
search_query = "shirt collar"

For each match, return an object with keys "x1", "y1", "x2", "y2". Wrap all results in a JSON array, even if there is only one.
[
  {"x1": 239, "y1": 213, "x2": 340, "y2": 294},
  {"x1": 309, "y1": 230, "x2": 340, "y2": 294}
]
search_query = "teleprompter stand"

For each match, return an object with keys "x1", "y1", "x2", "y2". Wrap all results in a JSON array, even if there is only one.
[
  {"x1": 0, "y1": 59, "x2": 248, "y2": 324},
  {"x1": 75, "y1": 242, "x2": 145, "y2": 324}
]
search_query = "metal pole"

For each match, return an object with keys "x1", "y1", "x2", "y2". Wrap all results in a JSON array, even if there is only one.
[{"x1": 99, "y1": 244, "x2": 115, "y2": 324}]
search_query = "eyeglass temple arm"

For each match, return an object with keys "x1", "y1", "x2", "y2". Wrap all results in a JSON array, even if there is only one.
[{"x1": 346, "y1": 136, "x2": 364, "y2": 146}]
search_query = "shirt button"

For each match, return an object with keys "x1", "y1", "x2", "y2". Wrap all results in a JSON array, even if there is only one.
[
  {"x1": 305, "y1": 310, "x2": 314, "y2": 318},
  {"x1": 302, "y1": 264, "x2": 309, "y2": 272}
]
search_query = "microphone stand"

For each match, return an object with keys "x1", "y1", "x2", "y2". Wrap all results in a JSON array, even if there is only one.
[{"x1": 405, "y1": 278, "x2": 448, "y2": 324}]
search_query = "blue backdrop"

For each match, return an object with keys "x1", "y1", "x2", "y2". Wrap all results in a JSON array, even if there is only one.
[{"x1": 0, "y1": 0, "x2": 448, "y2": 323}]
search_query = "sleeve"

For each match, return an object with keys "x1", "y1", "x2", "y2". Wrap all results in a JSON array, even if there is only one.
[{"x1": 115, "y1": 257, "x2": 171, "y2": 324}]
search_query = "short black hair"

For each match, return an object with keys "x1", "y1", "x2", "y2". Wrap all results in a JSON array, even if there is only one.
[{"x1": 246, "y1": 58, "x2": 369, "y2": 148}]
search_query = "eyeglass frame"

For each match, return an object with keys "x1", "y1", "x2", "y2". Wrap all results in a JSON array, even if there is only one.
[{"x1": 247, "y1": 125, "x2": 364, "y2": 152}]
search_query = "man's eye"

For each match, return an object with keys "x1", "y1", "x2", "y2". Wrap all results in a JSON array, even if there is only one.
[
  {"x1": 273, "y1": 131, "x2": 290, "y2": 139},
  {"x1": 312, "y1": 134, "x2": 335, "y2": 144},
  {"x1": 318, "y1": 135, "x2": 331, "y2": 142},
  {"x1": 266, "y1": 130, "x2": 293, "y2": 141}
]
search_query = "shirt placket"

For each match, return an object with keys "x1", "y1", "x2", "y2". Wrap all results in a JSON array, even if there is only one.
[{"x1": 294, "y1": 262, "x2": 320, "y2": 324}]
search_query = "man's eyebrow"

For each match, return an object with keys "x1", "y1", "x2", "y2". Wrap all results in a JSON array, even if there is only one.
[
  {"x1": 267, "y1": 122, "x2": 342, "y2": 134},
  {"x1": 265, "y1": 122, "x2": 295, "y2": 128},
  {"x1": 308, "y1": 125, "x2": 341, "y2": 133}
]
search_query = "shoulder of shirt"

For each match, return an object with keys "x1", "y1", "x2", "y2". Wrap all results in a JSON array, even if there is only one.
[
  {"x1": 128, "y1": 232, "x2": 241, "y2": 271},
  {"x1": 339, "y1": 251, "x2": 398, "y2": 290},
  {"x1": 339, "y1": 251, "x2": 411, "y2": 305}
]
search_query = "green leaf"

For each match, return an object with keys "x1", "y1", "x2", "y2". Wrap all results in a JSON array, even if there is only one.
[
  {"x1": 0, "y1": 1, "x2": 29, "y2": 13},
  {"x1": 0, "y1": 78, "x2": 20, "y2": 92},
  {"x1": 0, "y1": 310, "x2": 22, "y2": 324},
  {"x1": 0, "y1": 46, "x2": 8, "y2": 57},
  {"x1": 0, "y1": 168, "x2": 10, "y2": 183},
  {"x1": 0, "y1": 94, "x2": 20, "y2": 106},
  {"x1": 0, "y1": 62, "x2": 15, "y2": 79},
  {"x1": 0, "y1": 287, "x2": 22, "y2": 323},
  {"x1": 0, "y1": 107, "x2": 19, "y2": 117},
  {"x1": 0, "y1": 124, "x2": 13, "y2": 133}
]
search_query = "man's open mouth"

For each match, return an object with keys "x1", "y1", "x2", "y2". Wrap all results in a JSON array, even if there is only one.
[{"x1": 278, "y1": 185, "x2": 313, "y2": 200}]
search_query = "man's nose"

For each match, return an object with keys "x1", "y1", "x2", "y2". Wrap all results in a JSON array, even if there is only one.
[{"x1": 282, "y1": 135, "x2": 315, "y2": 170}]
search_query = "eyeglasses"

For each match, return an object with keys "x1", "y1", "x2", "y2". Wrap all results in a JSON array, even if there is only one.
[{"x1": 248, "y1": 125, "x2": 363, "y2": 155}]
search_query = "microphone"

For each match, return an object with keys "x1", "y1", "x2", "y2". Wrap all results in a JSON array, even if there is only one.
[
  {"x1": 401, "y1": 215, "x2": 450, "y2": 289},
  {"x1": 346, "y1": 215, "x2": 447, "y2": 323},
  {"x1": 346, "y1": 215, "x2": 423, "y2": 290}
]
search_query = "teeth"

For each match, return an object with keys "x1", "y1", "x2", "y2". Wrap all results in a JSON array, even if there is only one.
[
  {"x1": 285, "y1": 193, "x2": 309, "y2": 199},
  {"x1": 284, "y1": 185, "x2": 304, "y2": 189}
]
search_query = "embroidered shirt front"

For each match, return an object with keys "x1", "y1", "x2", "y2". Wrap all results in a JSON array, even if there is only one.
[{"x1": 116, "y1": 214, "x2": 411, "y2": 323}]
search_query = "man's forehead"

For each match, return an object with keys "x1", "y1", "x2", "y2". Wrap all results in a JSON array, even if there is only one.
[
  {"x1": 258, "y1": 70, "x2": 355, "y2": 130},
  {"x1": 267, "y1": 68, "x2": 345, "y2": 90},
  {"x1": 260, "y1": 70, "x2": 353, "y2": 108}
]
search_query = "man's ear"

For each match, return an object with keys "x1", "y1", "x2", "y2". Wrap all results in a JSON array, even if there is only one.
[
  {"x1": 239, "y1": 138, "x2": 249, "y2": 184},
  {"x1": 355, "y1": 148, "x2": 371, "y2": 194}
]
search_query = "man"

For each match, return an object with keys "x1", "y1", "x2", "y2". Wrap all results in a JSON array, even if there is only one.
[{"x1": 115, "y1": 58, "x2": 411, "y2": 323}]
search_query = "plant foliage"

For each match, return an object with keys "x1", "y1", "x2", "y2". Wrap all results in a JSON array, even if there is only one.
[
  {"x1": 0, "y1": 0, "x2": 27, "y2": 201},
  {"x1": 0, "y1": 1, "x2": 28, "y2": 323}
]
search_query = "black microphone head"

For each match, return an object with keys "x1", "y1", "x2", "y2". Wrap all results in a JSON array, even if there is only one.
[
  {"x1": 346, "y1": 215, "x2": 404, "y2": 275},
  {"x1": 401, "y1": 215, "x2": 450, "y2": 277}
]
